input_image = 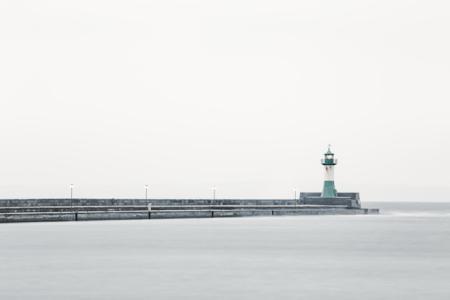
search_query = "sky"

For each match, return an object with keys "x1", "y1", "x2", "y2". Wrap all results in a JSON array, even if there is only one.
[{"x1": 0, "y1": 0, "x2": 449, "y2": 201}]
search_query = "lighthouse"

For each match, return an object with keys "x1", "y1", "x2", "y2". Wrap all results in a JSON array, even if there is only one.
[{"x1": 321, "y1": 145, "x2": 337, "y2": 197}]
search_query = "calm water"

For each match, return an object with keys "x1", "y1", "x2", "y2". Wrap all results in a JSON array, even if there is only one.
[{"x1": 1, "y1": 202, "x2": 450, "y2": 300}]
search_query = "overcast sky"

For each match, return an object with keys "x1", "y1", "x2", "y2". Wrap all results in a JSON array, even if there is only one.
[{"x1": 0, "y1": 0, "x2": 449, "y2": 201}]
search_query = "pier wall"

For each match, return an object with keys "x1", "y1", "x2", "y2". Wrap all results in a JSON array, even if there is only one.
[
  {"x1": 299, "y1": 193, "x2": 361, "y2": 208},
  {"x1": 0, "y1": 197, "x2": 378, "y2": 223},
  {"x1": 0, "y1": 198, "x2": 298, "y2": 207}
]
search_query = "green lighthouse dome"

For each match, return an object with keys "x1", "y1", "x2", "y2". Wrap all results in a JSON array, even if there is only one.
[{"x1": 321, "y1": 145, "x2": 337, "y2": 166}]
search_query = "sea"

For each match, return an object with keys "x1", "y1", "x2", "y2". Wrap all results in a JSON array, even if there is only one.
[{"x1": 1, "y1": 202, "x2": 449, "y2": 300}]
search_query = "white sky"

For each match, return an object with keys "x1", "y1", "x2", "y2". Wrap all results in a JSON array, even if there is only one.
[{"x1": 0, "y1": 0, "x2": 449, "y2": 201}]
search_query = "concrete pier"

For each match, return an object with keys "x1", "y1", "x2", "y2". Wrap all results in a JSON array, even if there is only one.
[{"x1": 0, "y1": 198, "x2": 379, "y2": 223}]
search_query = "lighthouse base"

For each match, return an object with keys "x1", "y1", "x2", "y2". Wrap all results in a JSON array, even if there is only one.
[
  {"x1": 300, "y1": 192, "x2": 361, "y2": 208},
  {"x1": 322, "y1": 180, "x2": 337, "y2": 197}
]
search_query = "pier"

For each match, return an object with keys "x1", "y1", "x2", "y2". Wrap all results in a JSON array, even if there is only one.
[{"x1": 0, "y1": 198, "x2": 378, "y2": 223}]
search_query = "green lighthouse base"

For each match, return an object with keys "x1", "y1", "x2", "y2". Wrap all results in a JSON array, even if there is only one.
[{"x1": 322, "y1": 180, "x2": 337, "y2": 198}]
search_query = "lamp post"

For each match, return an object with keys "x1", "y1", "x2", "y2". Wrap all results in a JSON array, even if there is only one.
[
  {"x1": 293, "y1": 188, "x2": 297, "y2": 200},
  {"x1": 212, "y1": 187, "x2": 216, "y2": 200},
  {"x1": 145, "y1": 185, "x2": 149, "y2": 200},
  {"x1": 70, "y1": 184, "x2": 74, "y2": 209}
]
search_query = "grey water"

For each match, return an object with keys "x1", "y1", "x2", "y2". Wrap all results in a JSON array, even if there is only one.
[{"x1": 1, "y1": 202, "x2": 450, "y2": 300}]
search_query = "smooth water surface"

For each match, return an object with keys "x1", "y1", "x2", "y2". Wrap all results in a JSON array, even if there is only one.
[{"x1": 1, "y1": 202, "x2": 450, "y2": 299}]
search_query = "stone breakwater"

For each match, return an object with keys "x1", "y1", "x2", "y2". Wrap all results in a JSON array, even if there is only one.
[{"x1": 0, "y1": 197, "x2": 379, "y2": 223}]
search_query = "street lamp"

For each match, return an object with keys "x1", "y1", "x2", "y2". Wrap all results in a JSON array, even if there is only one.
[
  {"x1": 145, "y1": 185, "x2": 149, "y2": 200},
  {"x1": 293, "y1": 188, "x2": 297, "y2": 200},
  {"x1": 212, "y1": 187, "x2": 216, "y2": 200},
  {"x1": 70, "y1": 184, "x2": 74, "y2": 209}
]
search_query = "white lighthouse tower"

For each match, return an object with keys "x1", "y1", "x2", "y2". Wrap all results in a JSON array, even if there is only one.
[{"x1": 321, "y1": 145, "x2": 338, "y2": 197}]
